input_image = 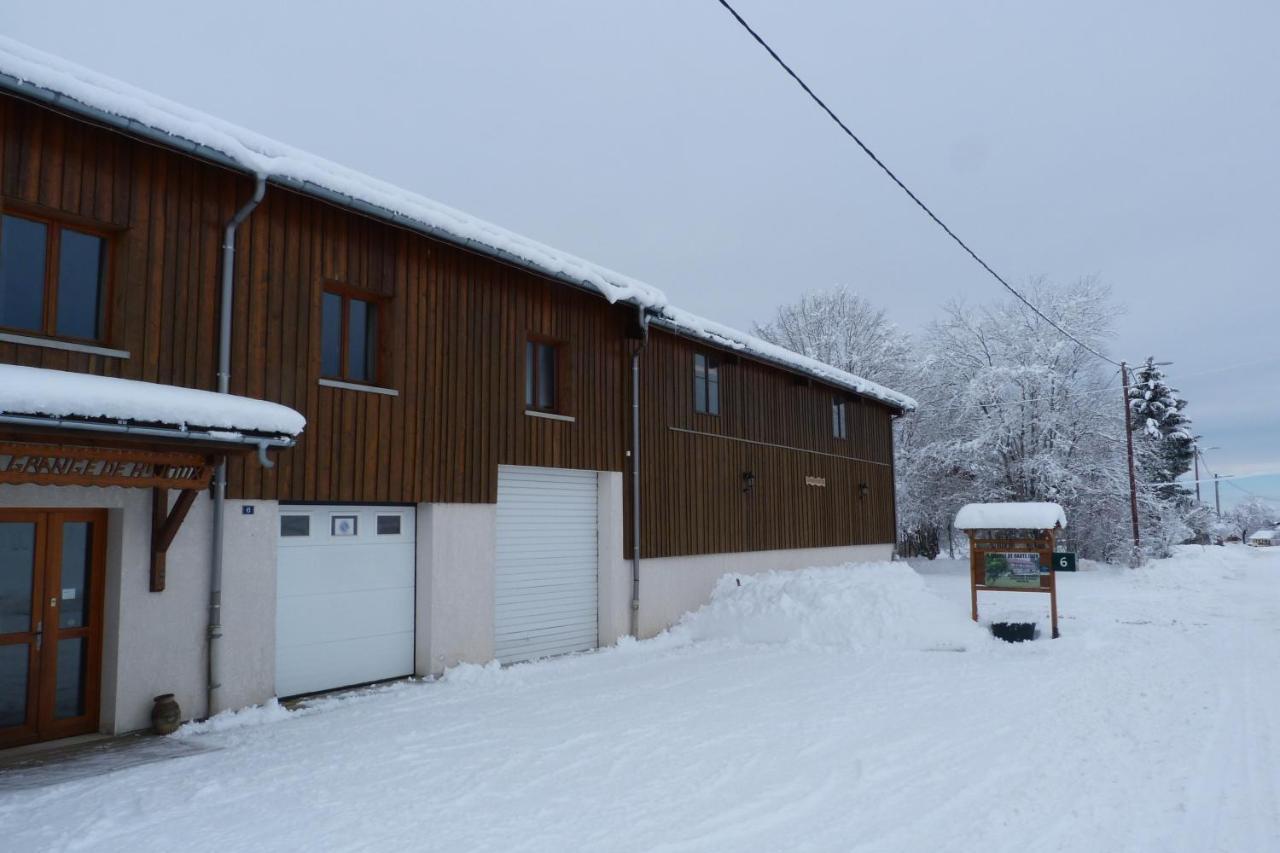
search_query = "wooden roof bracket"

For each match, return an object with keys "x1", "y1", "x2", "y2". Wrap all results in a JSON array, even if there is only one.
[{"x1": 151, "y1": 485, "x2": 200, "y2": 593}]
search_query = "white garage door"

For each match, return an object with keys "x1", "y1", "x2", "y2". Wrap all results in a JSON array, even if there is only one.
[
  {"x1": 495, "y1": 466, "x2": 599, "y2": 664},
  {"x1": 276, "y1": 505, "x2": 415, "y2": 697}
]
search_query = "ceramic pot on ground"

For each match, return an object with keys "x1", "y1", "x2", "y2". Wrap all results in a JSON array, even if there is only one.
[{"x1": 152, "y1": 693, "x2": 181, "y2": 735}]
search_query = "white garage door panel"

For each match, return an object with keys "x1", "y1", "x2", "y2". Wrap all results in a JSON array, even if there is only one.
[
  {"x1": 277, "y1": 588, "x2": 414, "y2": 645},
  {"x1": 495, "y1": 466, "x2": 599, "y2": 664},
  {"x1": 277, "y1": 551, "x2": 413, "y2": 596},
  {"x1": 276, "y1": 505, "x2": 415, "y2": 697},
  {"x1": 276, "y1": 632, "x2": 413, "y2": 699}
]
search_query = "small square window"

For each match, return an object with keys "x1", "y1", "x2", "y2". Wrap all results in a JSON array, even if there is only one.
[
  {"x1": 331, "y1": 515, "x2": 358, "y2": 537},
  {"x1": 280, "y1": 515, "x2": 311, "y2": 537},
  {"x1": 376, "y1": 515, "x2": 401, "y2": 535}
]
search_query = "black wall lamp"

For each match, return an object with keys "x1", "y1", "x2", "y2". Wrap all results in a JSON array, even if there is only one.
[
  {"x1": 742, "y1": 471, "x2": 755, "y2": 493},
  {"x1": 859, "y1": 482, "x2": 870, "y2": 499}
]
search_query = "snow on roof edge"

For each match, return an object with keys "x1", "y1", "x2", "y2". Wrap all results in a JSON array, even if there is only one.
[
  {"x1": 0, "y1": 365, "x2": 306, "y2": 437},
  {"x1": 654, "y1": 309, "x2": 916, "y2": 411},
  {"x1": 0, "y1": 36, "x2": 915, "y2": 412},
  {"x1": 954, "y1": 502, "x2": 1068, "y2": 531}
]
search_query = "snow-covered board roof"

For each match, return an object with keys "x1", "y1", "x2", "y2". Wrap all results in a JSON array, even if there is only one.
[
  {"x1": 0, "y1": 36, "x2": 915, "y2": 413},
  {"x1": 954, "y1": 502, "x2": 1067, "y2": 531},
  {"x1": 0, "y1": 365, "x2": 306, "y2": 437}
]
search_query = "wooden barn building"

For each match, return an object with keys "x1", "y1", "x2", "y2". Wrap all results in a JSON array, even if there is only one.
[{"x1": 0, "y1": 38, "x2": 914, "y2": 747}]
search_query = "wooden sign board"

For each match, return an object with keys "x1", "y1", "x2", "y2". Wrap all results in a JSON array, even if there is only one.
[{"x1": 967, "y1": 528, "x2": 1060, "y2": 638}]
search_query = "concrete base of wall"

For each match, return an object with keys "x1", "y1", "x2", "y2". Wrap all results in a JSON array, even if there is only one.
[
  {"x1": 415, "y1": 503, "x2": 496, "y2": 677},
  {"x1": 635, "y1": 543, "x2": 894, "y2": 638}
]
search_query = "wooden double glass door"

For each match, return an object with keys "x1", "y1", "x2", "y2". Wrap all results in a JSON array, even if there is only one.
[{"x1": 0, "y1": 510, "x2": 106, "y2": 748}]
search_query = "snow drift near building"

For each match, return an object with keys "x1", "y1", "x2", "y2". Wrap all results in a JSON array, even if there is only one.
[{"x1": 675, "y1": 562, "x2": 993, "y2": 652}]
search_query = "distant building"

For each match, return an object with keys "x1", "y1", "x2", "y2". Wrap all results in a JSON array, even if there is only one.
[{"x1": 1247, "y1": 529, "x2": 1279, "y2": 547}]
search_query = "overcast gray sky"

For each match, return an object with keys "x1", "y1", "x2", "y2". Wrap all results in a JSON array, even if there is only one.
[{"x1": 5, "y1": 0, "x2": 1276, "y2": 506}]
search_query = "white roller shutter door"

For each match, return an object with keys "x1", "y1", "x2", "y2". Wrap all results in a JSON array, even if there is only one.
[
  {"x1": 276, "y1": 505, "x2": 415, "y2": 697},
  {"x1": 495, "y1": 466, "x2": 598, "y2": 663}
]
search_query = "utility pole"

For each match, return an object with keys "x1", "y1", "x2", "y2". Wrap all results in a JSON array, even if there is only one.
[
  {"x1": 1194, "y1": 450, "x2": 1202, "y2": 503},
  {"x1": 1214, "y1": 473, "x2": 1221, "y2": 518},
  {"x1": 1120, "y1": 362, "x2": 1141, "y2": 555}
]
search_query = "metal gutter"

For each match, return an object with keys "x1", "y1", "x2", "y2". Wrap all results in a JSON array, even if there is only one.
[{"x1": 0, "y1": 412, "x2": 295, "y2": 451}]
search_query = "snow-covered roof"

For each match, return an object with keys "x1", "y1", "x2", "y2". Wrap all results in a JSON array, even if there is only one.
[
  {"x1": 0, "y1": 36, "x2": 915, "y2": 413},
  {"x1": 1249, "y1": 530, "x2": 1278, "y2": 541},
  {"x1": 0, "y1": 365, "x2": 306, "y2": 437},
  {"x1": 954, "y1": 502, "x2": 1067, "y2": 531}
]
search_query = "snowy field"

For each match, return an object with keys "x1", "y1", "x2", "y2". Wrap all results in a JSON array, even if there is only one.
[{"x1": 3, "y1": 546, "x2": 1277, "y2": 853}]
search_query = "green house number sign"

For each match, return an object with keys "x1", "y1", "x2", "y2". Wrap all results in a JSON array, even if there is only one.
[{"x1": 1052, "y1": 552, "x2": 1077, "y2": 572}]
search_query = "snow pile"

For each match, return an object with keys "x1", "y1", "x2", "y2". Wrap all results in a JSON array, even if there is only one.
[
  {"x1": 676, "y1": 562, "x2": 991, "y2": 652},
  {"x1": 954, "y1": 501, "x2": 1067, "y2": 530},
  {"x1": 172, "y1": 699, "x2": 296, "y2": 738},
  {"x1": 0, "y1": 36, "x2": 915, "y2": 412},
  {"x1": 0, "y1": 364, "x2": 305, "y2": 435}
]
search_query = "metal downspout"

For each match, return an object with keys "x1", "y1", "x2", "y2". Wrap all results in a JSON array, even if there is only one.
[
  {"x1": 630, "y1": 306, "x2": 650, "y2": 637},
  {"x1": 208, "y1": 175, "x2": 266, "y2": 717}
]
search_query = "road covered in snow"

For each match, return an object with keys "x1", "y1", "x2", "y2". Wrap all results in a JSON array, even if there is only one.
[{"x1": 4, "y1": 546, "x2": 1278, "y2": 852}]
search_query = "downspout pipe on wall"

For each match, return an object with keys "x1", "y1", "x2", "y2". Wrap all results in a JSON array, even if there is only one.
[
  {"x1": 208, "y1": 175, "x2": 266, "y2": 718},
  {"x1": 630, "y1": 305, "x2": 650, "y2": 638}
]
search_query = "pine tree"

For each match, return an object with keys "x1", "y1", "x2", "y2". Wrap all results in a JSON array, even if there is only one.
[{"x1": 1127, "y1": 357, "x2": 1196, "y2": 502}]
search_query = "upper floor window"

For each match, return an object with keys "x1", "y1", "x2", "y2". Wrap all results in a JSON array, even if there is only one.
[
  {"x1": 693, "y1": 352, "x2": 720, "y2": 415},
  {"x1": 321, "y1": 287, "x2": 379, "y2": 383},
  {"x1": 0, "y1": 212, "x2": 107, "y2": 341},
  {"x1": 832, "y1": 398, "x2": 848, "y2": 439},
  {"x1": 525, "y1": 338, "x2": 560, "y2": 412}
]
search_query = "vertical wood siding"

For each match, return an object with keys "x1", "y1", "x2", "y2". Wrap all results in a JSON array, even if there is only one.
[
  {"x1": 1, "y1": 94, "x2": 899, "y2": 560},
  {"x1": 633, "y1": 329, "x2": 897, "y2": 559}
]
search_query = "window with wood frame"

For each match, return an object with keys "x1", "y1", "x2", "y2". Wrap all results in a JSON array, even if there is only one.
[
  {"x1": 525, "y1": 338, "x2": 560, "y2": 412},
  {"x1": 0, "y1": 212, "x2": 109, "y2": 341},
  {"x1": 832, "y1": 398, "x2": 848, "y2": 439},
  {"x1": 693, "y1": 352, "x2": 720, "y2": 415},
  {"x1": 321, "y1": 286, "x2": 379, "y2": 383}
]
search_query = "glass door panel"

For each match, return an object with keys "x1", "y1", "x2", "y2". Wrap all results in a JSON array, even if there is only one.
[
  {"x1": 0, "y1": 522, "x2": 36, "y2": 634},
  {"x1": 57, "y1": 521, "x2": 91, "y2": 629},
  {"x1": 54, "y1": 637, "x2": 88, "y2": 719},
  {"x1": 0, "y1": 519, "x2": 40, "y2": 744},
  {"x1": 0, "y1": 643, "x2": 29, "y2": 727}
]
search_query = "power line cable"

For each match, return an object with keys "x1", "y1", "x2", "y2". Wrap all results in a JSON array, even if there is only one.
[{"x1": 713, "y1": 0, "x2": 1123, "y2": 368}]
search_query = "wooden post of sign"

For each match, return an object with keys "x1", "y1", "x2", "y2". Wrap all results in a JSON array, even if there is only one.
[
  {"x1": 1048, "y1": 528, "x2": 1059, "y2": 639},
  {"x1": 968, "y1": 530, "x2": 979, "y2": 623}
]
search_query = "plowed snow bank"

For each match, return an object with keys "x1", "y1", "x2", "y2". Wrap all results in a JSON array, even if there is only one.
[{"x1": 675, "y1": 562, "x2": 993, "y2": 652}]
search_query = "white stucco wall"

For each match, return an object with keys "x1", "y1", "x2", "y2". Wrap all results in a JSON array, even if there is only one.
[
  {"x1": 596, "y1": 471, "x2": 630, "y2": 647},
  {"x1": 636, "y1": 543, "x2": 894, "y2": 638},
  {"x1": 415, "y1": 503, "x2": 496, "y2": 676},
  {"x1": 0, "y1": 485, "x2": 278, "y2": 734}
]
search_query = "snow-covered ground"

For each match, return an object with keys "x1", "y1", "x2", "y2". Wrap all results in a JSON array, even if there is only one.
[{"x1": 3, "y1": 546, "x2": 1277, "y2": 852}]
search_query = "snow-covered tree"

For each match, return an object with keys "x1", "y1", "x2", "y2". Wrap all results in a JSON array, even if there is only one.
[
  {"x1": 1227, "y1": 495, "x2": 1278, "y2": 541},
  {"x1": 1127, "y1": 358, "x2": 1196, "y2": 500},
  {"x1": 752, "y1": 284, "x2": 916, "y2": 393}
]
